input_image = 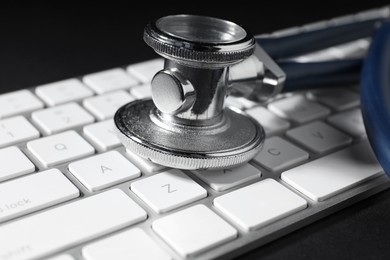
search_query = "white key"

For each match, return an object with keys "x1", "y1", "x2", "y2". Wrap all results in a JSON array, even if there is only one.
[
  {"x1": 130, "y1": 84, "x2": 152, "y2": 99},
  {"x1": 328, "y1": 108, "x2": 366, "y2": 138},
  {"x1": 307, "y1": 88, "x2": 360, "y2": 111},
  {"x1": 0, "y1": 147, "x2": 35, "y2": 182},
  {"x1": 82, "y1": 228, "x2": 171, "y2": 260},
  {"x1": 253, "y1": 137, "x2": 309, "y2": 171},
  {"x1": 83, "y1": 91, "x2": 134, "y2": 120},
  {"x1": 35, "y1": 78, "x2": 94, "y2": 106},
  {"x1": 32, "y1": 103, "x2": 94, "y2": 135},
  {"x1": 44, "y1": 255, "x2": 74, "y2": 260},
  {"x1": 131, "y1": 169, "x2": 206, "y2": 213},
  {"x1": 282, "y1": 141, "x2": 383, "y2": 202},
  {"x1": 0, "y1": 90, "x2": 44, "y2": 119},
  {"x1": 83, "y1": 120, "x2": 121, "y2": 151},
  {"x1": 27, "y1": 131, "x2": 95, "y2": 167},
  {"x1": 268, "y1": 95, "x2": 330, "y2": 123},
  {"x1": 126, "y1": 149, "x2": 166, "y2": 174},
  {"x1": 193, "y1": 164, "x2": 261, "y2": 192},
  {"x1": 0, "y1": 116, "x2": 40, "y2": 148},
  {"x1": 246, "y1": 106, "x2": 290, "y2": 136},
  {"x1": 226, "y1": 96, "x2": 257, "y2": 110},
  {"x1": 152, "y1": 204, "x2": 237, "y2": 257},
  {"x1": 286, "y1": 121, "x2": 352, "y2": 154},
  {"x1": 214, "y1": 179, "x2": 307, "y2": 231},
  {"x1": 83, "y1": 68, "x2": 139, "y2": 94},
  {"x1": 69, "y1": 151, "x2": 140, "y2": 192},
  {"x1": 0, "y1": 169, "x2": 79, "y2": 223},
  {"x1": 0, "y1": 189, "x2": 147, "y2": 260},
  {"x1": 127, "y1": 58, "x2": 164, "y2": 83}
]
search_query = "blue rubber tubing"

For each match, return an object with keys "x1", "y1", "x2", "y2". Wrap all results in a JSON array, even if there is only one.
[{"x1": 361, "y1": 21, "x2": 390, "y2": 177}]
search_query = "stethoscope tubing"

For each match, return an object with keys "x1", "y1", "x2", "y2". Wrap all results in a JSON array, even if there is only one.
[
  {"x1": 361, "y1": 21, "x2": 390, "y2": 176},
  {"x1": 278, "y1": 59, "x2": 362, "y2": 91},
  {"x1": 256, "y1": 18, "x2": 384, "y2": 60}
]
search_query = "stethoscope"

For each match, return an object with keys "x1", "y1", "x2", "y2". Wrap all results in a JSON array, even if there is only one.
[{"x1": 114, "y1": 9, "x2": 390, "y2": 177}]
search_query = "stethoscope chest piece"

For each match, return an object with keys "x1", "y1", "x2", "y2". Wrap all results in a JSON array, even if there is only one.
[
  {"x1": 115, "y1": 99, "x2": 264, "y2": 169},
  {"x1": 114, "y1": 14, "x2": 282, "y2": 170}
]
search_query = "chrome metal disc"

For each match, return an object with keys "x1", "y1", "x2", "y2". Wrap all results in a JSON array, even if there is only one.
[
  {"x1": 114, "y1": 99, "x2": 265, "y2": 170},
  {"x1": 143, "y1": 14, "x2": 255, "y2": 67}
]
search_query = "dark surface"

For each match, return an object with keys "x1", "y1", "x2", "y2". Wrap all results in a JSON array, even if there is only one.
[{"x1": 1, "y1": 3, "x2": 390, "y2": 259}]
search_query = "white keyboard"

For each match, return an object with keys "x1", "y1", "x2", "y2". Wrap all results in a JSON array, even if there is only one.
[{"x1": 0, "y1": 59, "x2": 389, "y2": 260}]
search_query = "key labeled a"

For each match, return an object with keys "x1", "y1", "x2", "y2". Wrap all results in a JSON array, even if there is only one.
[{"x1": 69, "y1": 151, "x2": 140, "y2": 191}]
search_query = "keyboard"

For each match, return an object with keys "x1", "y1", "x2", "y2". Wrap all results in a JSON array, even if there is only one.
[{"x1": 1, "y1": 8, "x2": 389, "y2": 260}]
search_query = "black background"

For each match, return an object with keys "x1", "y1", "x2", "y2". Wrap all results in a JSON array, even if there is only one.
[{"x1": 1, "y1": 2, "x2": 390, "y2": 259}]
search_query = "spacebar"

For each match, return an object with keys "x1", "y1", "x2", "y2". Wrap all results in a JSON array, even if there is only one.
[{"x1": 0, "y1": 189, "x2": 147, "y2": 260}]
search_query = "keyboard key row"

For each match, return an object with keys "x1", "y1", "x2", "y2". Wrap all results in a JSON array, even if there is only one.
[
  {"x1": 36, "y1": 67, "x2": 141, "y2": 106},
  {"x1": 0, "y1": 60, "x2": 160, "y2": 121},
  {"x1": 20, "y1": 124, "x2": 164, "y2": 177},
  {"x1": 82, "y1": 181, "x2": 307, "y2": 259}
]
